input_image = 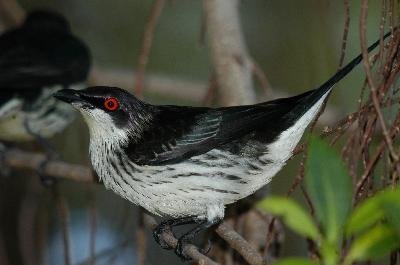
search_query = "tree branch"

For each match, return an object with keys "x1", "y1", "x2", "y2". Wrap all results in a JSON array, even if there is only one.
[
  {"x1": 89, "y1": 67, "x2": 207, "y2": 103},
  {"x1": 215, "y1": 222, "x2": 264, "y2": 265},
  {"x1": 0, "y1": 0, "x2": 24, "y2": 30},
  {"x1": 134, "y1": 0, "x2": 166, "y2": 97},
  {"x1": 203, "y1": 0, "x2": 256, "y2": 106},
  {"x1": 142, "y1": 214, "x2": 219, "y2": 265},
  {"x1": 4, "y1": 148, "x2": 93, "y2": 182}
]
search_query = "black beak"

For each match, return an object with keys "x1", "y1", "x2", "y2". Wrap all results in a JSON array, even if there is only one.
[{"x1": 54, "y1": 89, "x2": 85, "y2": 104}]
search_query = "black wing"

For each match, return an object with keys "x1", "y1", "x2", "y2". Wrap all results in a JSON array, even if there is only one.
[{"x1": 124, "y1": 90, "x2": 314, "y2": 166}]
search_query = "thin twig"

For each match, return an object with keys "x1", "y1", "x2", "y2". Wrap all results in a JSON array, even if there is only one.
[
  {"x1": 250, "y1": 58, "x2": 273, "y2": 98},
  {"x1": 90, "y1": 67, "x2": 207, "y2": 103},
  {"x1": 202, "y1": 72, "x2": 218, "y2": 106},
  {"x1": 86, "y1": 185, "x2": 97, "y2": 265},
  {"x1": 355, "y1": 113, "x2": 400, "y2": 198},
  {"x1": 136, "y1": 209, "x2": 147, "y2": 265},
  {"x1": 53, "y1": 186, "x2": 71, "y2": 265},
  {"x1": 339, "y1": 0, "x2": 351, "y2": 68},
  {"x1": 134, "y1": 0, "x2": 166, "y2": 97},
  {"x1": 75, "y1": 238, "x2": 132, "y2": 265},
  {"x1": 379, "y1": 0, "x2": 387, "y2": 73},
  {"x1": 360, "y1": 0, "x2": 399, "y2": 161}
]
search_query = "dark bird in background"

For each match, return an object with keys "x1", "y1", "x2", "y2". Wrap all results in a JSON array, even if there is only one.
[
  {"x1": 0, "y1": 10, "x2": 91, "y2": 143},
  {"x1": 55, "y1": 32, "x2": 392, "y2": 260}
]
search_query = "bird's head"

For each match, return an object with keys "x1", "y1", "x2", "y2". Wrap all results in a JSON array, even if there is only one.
[
  {"x1": 24, "y1": 10, "x2": 70, "y2": 33},
  {"x1": 54, "y1": 86, "x2": 151, "y2": 144}
]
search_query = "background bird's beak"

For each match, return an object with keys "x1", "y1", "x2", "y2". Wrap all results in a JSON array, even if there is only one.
[{"x1": 54, "y1": 89, "x2": 86, "y2": 104}]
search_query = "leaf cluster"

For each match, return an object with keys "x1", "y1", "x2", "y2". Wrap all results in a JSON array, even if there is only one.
[{"x1": 259, "y1": 137, "x2": 400, "y2": 265}]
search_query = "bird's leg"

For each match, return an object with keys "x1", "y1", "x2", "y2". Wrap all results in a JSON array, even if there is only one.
[
  {"x1": 0, "y1": 142, "x2": 11, "y2": 177},
  {"x1": 175, "y1": 218, "x2": 220, "y2": 261},
  {"x1": 23, "y1": 119, "x2": 59, "y2": 186},
  {"x1": 153, "y1": 216, "x2": 197, "y2": 250}
]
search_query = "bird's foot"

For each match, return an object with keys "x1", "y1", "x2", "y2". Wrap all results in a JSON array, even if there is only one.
[
  {"x1": 0, "y1": 143, "x2": 11, "y2": 177},
  {"x1": 153, "y1": 223, "x2": 174, "y2": 250},
  {"x1": 174, "y1": 235, "x2": 212, "y2": 261},
  {"x1": 23, "y1": 119, "x2": 59, "y2": 186},
  {"x1": 37, "y1": 158, "x2": 57, "y2": 186}
]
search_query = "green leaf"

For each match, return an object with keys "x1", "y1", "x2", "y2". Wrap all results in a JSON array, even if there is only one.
[
  {"x1": 258, "y1": 197, "x2": 319, "y2": 240},
  {"x1": 379, "y1": 188, "x2": 400, "y2": 236},
  {"x1": 320, "y1": 240, "x2": 339, "y2": 265},
  {"x1": 305, "y1": 136, "x2": 351, "y2": 244},
  {"x1": 345, "y1": 195, "x2": 384, "y2": 236},
  {"x1": 276, "y1": 257, "x2": 318, "y2": 265},
  {"x1": 345, "y1": 224, "x2": 400, "y2": 265},
  {"x1": 346, "y1": 187, "x2": 400, "y2": 236}
]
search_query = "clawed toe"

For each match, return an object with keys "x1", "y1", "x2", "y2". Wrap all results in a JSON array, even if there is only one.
[
  {"x1": 174, "y1": 237, "x2": 212, "y2": 261},
  {"x1": 200, "y1": 238, "x2": 212, "y2": 255},
  {"x1": 152, "y1": 217, "x2": 215, "y2": 260},
  {"x1": 153, "y1": 224, "x2": 173, "y2": 250},
  {"x1": 0, "y1": 144, "x2": 10, "y2": 177},
  {"x1": 174, "y1": 238, "x2": 191, "y2": 261},
  {"x1": 37, "y1": 159, "x2": 56, "y2": 187}
]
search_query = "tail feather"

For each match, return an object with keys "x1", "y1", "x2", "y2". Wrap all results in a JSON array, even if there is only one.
[
  {"x1": 287, "y1": 29, "x2": 395, "y2": 124},
  {"x1": 315, "y1": 30, "x2": 393, "y2": 97}
]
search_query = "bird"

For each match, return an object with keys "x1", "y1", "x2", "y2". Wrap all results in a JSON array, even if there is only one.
[
  {"x1": 54, "y1": 32, "x2": 392, "y2": 260},
  {"x1": 0, "y1": 10, "x2": 91, "y2": 143}
]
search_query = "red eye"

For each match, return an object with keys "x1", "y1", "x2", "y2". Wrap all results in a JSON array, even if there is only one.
[{"x1": 104, "y1": 97, "x2": 119, "y2": 111}]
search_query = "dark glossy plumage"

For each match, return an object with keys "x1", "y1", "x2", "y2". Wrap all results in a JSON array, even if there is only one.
[
  {"x1": 123, "y1": 90, "x2": 314, "y2": 165},
  {"x1": 0, "y1": 10, "x2": 91, "y2": 106}
]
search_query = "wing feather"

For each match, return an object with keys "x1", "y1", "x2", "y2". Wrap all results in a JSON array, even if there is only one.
[{"x1": 124, "y1": 91, "x2": 314, "y2": 166}]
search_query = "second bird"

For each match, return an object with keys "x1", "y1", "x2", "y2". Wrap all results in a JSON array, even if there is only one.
[{"x1": 0, "y1": 10, "x2": 91, "y2": 142}]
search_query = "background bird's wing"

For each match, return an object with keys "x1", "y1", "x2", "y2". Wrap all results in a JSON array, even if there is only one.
[{"x1": 124, "y1": 90, "x2": 315, "y2": 165}]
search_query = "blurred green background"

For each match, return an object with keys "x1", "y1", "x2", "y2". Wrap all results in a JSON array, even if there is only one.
[{"x1": 0, "y1": 1, "x2": 389, "y2": 264}]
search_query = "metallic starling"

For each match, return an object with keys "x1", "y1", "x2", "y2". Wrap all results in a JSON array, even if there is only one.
[
  {"x1": 54, "y1": 32, "x2": 391, "y2": 260},
  {"x1": 0, "y1": 10, "x2": 91, "y2": 142}
]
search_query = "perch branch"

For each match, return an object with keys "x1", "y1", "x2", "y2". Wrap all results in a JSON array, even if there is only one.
[
  {"x1": 142, "y1": 214, "x2": 219, "y2": 265},
  {"x1": 4, "y1": 148, "x2": 93, "y2": 182},
  {"x1": 215, "y1": 222, "x2": 264, "y2": 265}
]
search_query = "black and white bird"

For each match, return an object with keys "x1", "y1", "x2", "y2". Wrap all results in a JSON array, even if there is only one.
[
  {"x1": 54, "y1": 33, "x2": 391, "y2": 259},
  {"x1": 0, "y1": 10, "x2": 90, "y2": 143}
]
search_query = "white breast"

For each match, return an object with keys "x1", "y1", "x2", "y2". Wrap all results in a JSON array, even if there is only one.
[{"x1": 0, "y1": 83, "x2": 84, "y2": 142}]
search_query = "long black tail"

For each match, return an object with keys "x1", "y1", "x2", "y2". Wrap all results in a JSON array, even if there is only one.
[
  {"x1": 316, "y1": 30, "x2": 394, "y2": 95},
  {"x1": 283, "y1": 30, "x2": 395, "y2": 127}
]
